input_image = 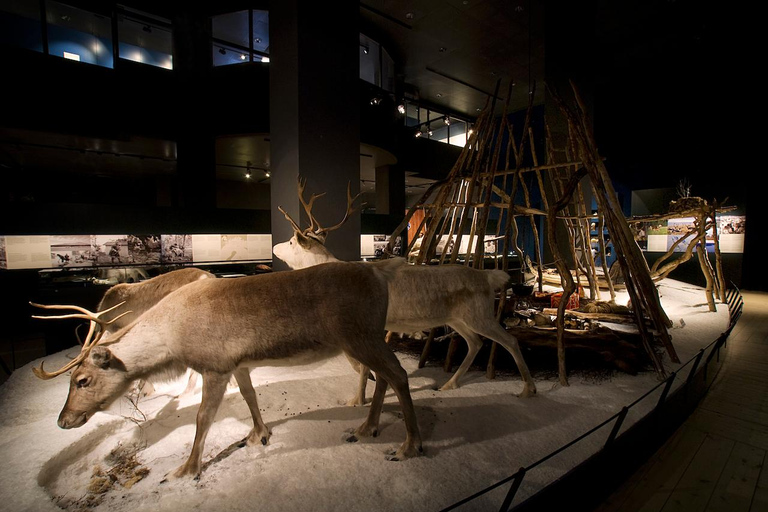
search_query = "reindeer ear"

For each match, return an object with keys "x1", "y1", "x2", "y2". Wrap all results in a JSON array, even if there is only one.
[
  {"x1": 295, "y1": 231, "x2": 315, "y2": 249},
  {"x1": 90, "y1": 347, "x2": 113, "y2": 369},
  {"x1": 90, "y1": 346, "x2": 126, "y2": 371}
]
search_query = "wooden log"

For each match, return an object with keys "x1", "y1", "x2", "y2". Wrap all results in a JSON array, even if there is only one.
[
  {"x1": 711, "y1": 202, "x2": 727, "y2": 302},
  {"x1": 560, "y1": 81, "x2": 677, "y2": 365},
  {"x1": 541, "y1": 308, "x2": 642, "y2": 325},
  {"x1": 546, "y1": 166, "x2": 587, "y2": 386},
  {"x1": 506, "y1": 326, "x2": 643, "y2": 375}
]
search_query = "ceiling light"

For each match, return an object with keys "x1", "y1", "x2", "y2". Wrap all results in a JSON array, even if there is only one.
[
  {"x1": 428, "y1": 130, "x2": 433, "y2": 137},
  {"x1": 245, "y1": 171, "x2": 251, "y2": 179},
  {"x1": 406, "y1": 12, "x2": 414, "y2": 19},
  {"x1": 436, "y1": 93, "x2": 443, "y2": 98},
  {"x1": 240, "y1": 54, "x2": 247, "y2": 60},
  {"x1": 255, "y1": 37, "x2": 262, "y2": 44},
  {"x1": 443, "y1": 117, "x2": 451, "y2": 125},
  {"x1": 439, "y1": 47, "x2": 447, "y2": 53},
  {"x1": 468, "y1": 128, "x2": 475, "y2": 136},
  {"x1": 219, "y1": 47, "x2": 226, "y2": 55},
  {"x1": 265, "y1": 171, "x2": 270, "y2": 178},
  {"x1": 362, "y1": 46, "x2": 369, "y2": 54},
  {"x1": 415, "y1": 130, "x2": 422, "y2": 138},
  {"x1": 397, "y1": 104, "x2": 406, "y2": 114},
  {"x1": 370, "y1": 97, "x2": 381, "y2": 106}
]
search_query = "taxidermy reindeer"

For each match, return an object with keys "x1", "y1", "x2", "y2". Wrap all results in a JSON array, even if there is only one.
[
  {"x1": 273, "y1": 179, "x2": 536, "y2": 404},
  {"x1": 31, "y1": 260, "x2": 422, "y2": 479},
  {"x1": 95, "y1": 267, "x2": 216, "y2": 396}
]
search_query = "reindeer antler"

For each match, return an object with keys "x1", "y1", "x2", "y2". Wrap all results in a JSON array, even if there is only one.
[
  {"x1": 29, "y1": 301, "x2": 131, "y2": 380},
  {"x1": 277, "y1": 177, "x2": 361, "y2": 243}
]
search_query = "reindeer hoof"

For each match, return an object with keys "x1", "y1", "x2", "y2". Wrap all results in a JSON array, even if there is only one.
[
  {"x1": 342, "y1": 429, "x2": 359, "y2": 443},
  {"x1": 438, "y1": 382, "x2": 459, "y2": 391},
  {"x1": 261, "y1": 437, "x2": 268, "y2": 446}
]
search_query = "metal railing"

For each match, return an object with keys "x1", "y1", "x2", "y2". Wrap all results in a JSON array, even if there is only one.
[{"x1": 441, "y1": 287, "x2": 744, "y2": 512}]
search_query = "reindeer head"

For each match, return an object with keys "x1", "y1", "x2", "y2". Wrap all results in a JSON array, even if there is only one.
[
  {"x1": 30, "y1": 302, "x2": 133, "y2": 429},
  {"x1": 273, "y1": 178, "x2": 360, "y2": 270}
]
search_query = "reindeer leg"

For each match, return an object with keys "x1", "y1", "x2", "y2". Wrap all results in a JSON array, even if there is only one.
[
  {"x1": 439, "y1": 323, "x2": 483, "y2": 391},
  {"x1": 353, "y1": 373, "x2": 387, "y2": 438},
  {"x1": 474, "y1": 321, "x2": 537, "y2": 397},
  {"x1": 233, "y1": 367, "x2": 270, "y2": 446},
  {"x1": 166, "y1": 371, "x2": 230, "y2": 480},
  {"x1": 180, "y1": 369, "x2": 198, "y2": 396},
  {"x1": 348, "y1": 341, "x2": 423, "y2": 460},
  {"x1": 343, "y1": 352, "x2": 369, "y2": 406}
]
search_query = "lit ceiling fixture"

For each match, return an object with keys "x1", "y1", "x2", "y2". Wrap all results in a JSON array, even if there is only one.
[
  {"x1": 240, "y1": 54, "x2": 247, "y2": 60},
  {"x1": 414, "y1": 130, "x2": 422, "y2": 138},
  {"x1": 370, "y1": 97, "x2": 381, "y2": 106},
  {"x1": 443, "y1": 117, "x2": 451, "y2": 125},
  {"x1": 255, "y1": 37, "x2": 262, "y2": 44},
  {"x1": 265, "y1": 171, "x2": 270, "y2": 178},
  {"x1": 436, "y1": 93, "x2": 443, "y2": 98},
  {"x1": 245, "y1": 161, "x2": 252, "y2": 179},
  {"x1": 428, "y1": 130, "x2": 433, "y2": 137},
  {"x1": 245, "y1": 171, "x2": 251, "y2": 179},
  {"x1": 362, "y1": 45, "x2": 369, "y2": 54},
  {"x1": 468, "y1": 128, "x2": 475, "y2": 136},
  {"x1": 406, "y1": 12, "x2": 414, "y2": 19},
  {"x1": 61, "y1": 15, "x2": 71, "y2": 21},
  {"x1": 397, "y1": 104, "x2": 406, "y2": 114}
]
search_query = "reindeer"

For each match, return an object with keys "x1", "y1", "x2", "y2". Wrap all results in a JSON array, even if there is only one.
[
  {"x1": 95, "y1": 267, "x2": 215, "y2": 396},
  {"x1": 31, "y1": 260, "x2": 422, "y2": 479},
  {"x1": 273, "y1": 179, "x2": 536, "y2": 405}
]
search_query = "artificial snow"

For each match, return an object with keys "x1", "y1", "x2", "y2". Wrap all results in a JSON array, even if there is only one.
[{"x1": 0, "y1": 279, "x2": 728, "y2": 512}]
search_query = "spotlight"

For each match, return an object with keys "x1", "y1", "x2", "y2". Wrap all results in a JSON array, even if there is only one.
[
  {"x1": 219, "y1": 47, "x2": 226, "y2": 55},
  {"x1": 443, "y1": 116, "x2": 451, "y2": 125},
  {"x1": 397, "y1": 104, "x2": 406, "y2": 114},
  {"x1": 240, "y1": 54, "x2": 247, "y2": 60},
  {"x1": 428, "y1": 130, "x2": 433, "y2": 137},
  {"x1": 265, "y1": 171, "x2": 271, "y2": 178},
  {"x1": 370, "y1": 97, "x2": 381, "y2": 106},
  {"x1": 414, "y1": 130, "x2": 422, "y2": 138},
  {"x1": 362, "y1": 46, "x2": 369, "y2": 54},
  {"x1": 245, "y1": 171, "x2": 251, "y2": 179}
]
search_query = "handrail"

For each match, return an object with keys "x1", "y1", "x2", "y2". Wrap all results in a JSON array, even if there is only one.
[{"x1": 441, "y1": 288, "x2": 744, "y2": 512}]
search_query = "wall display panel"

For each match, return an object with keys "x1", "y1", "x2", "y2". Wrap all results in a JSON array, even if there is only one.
[
  {"x1": 633, "y1": 215, "x2": 745, "y2": 254},
  {"x1": 0, "y1": 234, "x2": 273, "y2": 270},
  {"x1": 0, "y1": 236, "x2": 7, "y2": 269},
  {"x1": 3, "y1": 236, "x2": 52, "y2": 269},
  {"x1": 360, "y1": 235, "x2": 401, "y2": 258}
]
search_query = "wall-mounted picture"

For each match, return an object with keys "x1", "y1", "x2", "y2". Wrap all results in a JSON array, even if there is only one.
[
  {"x1": 373, "y1": 234, "x2": 390, "y2": 258},
  {"x1": 666, "y1": 218, "x2": 700, "y2": 252},
  {"x1": 161, "y1": 234, "x2": 194, "y2": 263},
  {"x1": 0, "y1": 237, "x2": 6, "y2": 269},
  {"x1": 221, "y1": 234, "x2": 248, "y2": 261},
  {"x1": 630, "y1": 223, "x2": 647, "y2": 250},
  {"x1": 49, "y1": 235, "x2": 93, "y2": 267}
]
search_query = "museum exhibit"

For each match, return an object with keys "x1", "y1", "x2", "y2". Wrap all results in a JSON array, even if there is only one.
[{"x1": 0, "y1": 1, "x2": 763, "y2": 511}]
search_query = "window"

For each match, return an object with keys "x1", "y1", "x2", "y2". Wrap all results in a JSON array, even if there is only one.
[
  {"x1": 212, "y1": 9, "x2": 270, "y2": 66},
  {"x1": 359, "y1": 33, "x2": 394, "y2": 93},
  {"x1": 46, "y1": 1, "x2": 113, "y2": 68},
  {"x1": 117, "y1": 7, "x2": 173, "y2": 70},
  {"x1": 406, "y1": 101, "x2": 471, "y2": 147},
  {"x1": 0, "y1": 0, "x2": 43, "y2": 52}
]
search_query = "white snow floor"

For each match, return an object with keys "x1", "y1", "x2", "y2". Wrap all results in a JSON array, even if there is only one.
[{"x1": 0, "y1": 279, "x2": 728, "y2": 512}]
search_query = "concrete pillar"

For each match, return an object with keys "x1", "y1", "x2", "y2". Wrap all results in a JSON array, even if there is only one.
[
  {"x1": 172, "y1": 6, "x2": 216, "y2": 209},
  {"x1": 269, "y1": 1, "x2": 360, "y2": 269},
  {"x1": 375, "y1": 165, "x2": 405, "y2": 215}
]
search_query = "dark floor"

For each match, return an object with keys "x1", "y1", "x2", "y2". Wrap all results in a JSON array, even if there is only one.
[{"x1": 594, "y1": 291, "x2": 768, "y2": 512}]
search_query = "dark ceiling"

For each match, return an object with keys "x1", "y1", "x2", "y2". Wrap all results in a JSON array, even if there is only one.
[{"x1": 360, "y1": 0, "x2": 545, "y2": 117}]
